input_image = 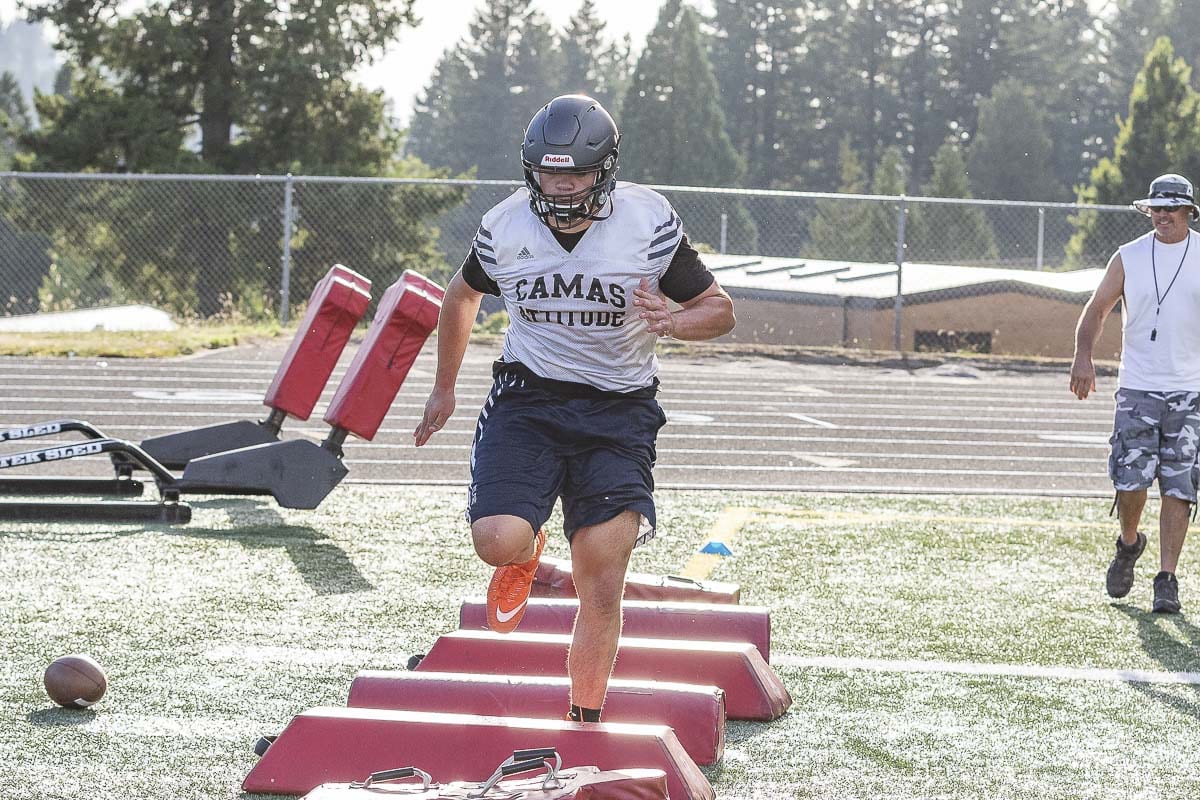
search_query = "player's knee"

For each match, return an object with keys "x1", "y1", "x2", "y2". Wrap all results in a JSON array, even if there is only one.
[
  {"x1": 574, "y1": 568, "x2": 626, "y2": 616},
  {"x1": 471, "y1": 517, "x2": 534, "y2": 566}
]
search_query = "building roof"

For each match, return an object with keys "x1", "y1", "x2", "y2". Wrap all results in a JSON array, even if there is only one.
[{"x1": 704, "y1": 254, "x2": 1104, "y2": 308}]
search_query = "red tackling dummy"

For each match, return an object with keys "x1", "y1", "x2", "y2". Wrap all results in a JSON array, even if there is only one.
[
  {"x1": 531, "y1": 556, "x2": 741, "y2": 604},
  {"x1": 263, "y1": 264, "x2": 372, "y2": 421},
  {"x1": 242, "y1": 707, "x2": 713, "y2": 800},
  {"x1": 323, "y1": 271, "x2": 442, "y2": 441},
  {"x1": 458, "y1": 597, "x2": 771, "y2": 662},
  {"x1": 413, "y1": 630, "x2": 790, "y2": 721},
  {"x1": 346, "y1": 670, "x2": 724, "y2": 766}
]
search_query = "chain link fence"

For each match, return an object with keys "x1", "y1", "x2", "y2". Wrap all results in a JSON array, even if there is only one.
[{"x1": 0, "y1": 172, "x2": 1149, "y2": 355}]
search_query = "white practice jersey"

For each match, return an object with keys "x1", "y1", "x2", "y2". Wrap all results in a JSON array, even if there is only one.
[
  {"x1": 1118, "y1": 228, "x2": 1200, "y2": 391},
  {"x1": 473, "y1": 182, "x2": 684, "y2": 392}
]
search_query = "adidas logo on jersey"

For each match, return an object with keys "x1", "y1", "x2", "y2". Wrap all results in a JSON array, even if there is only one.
[{"x1": 516, "y1": 246, "x2": 535, "y2": 260}]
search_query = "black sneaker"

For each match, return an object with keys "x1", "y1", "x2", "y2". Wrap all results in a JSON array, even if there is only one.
[
  {"x1": 1152, "y1": 571, "x2": 1182, "y2": 614},
  {"x1": 1106, "y1": 532, "x2": 1146, "y2": 598}
]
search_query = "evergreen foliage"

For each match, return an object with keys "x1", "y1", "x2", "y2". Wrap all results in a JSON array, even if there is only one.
[
  {"x1": 911, "y1": 138, "x2": 998, "y2": 263},
  {"x1": 561, "y1": 0, "x2": 633, "y2": 116},
  {"x1": 0, "y1": 71, "x2": 30, "y2": 170},
  {"x1": 967, "y1": 79, "x2": 1060, "y2": 202},
  {"x1": 8, "y1": 0, "x2": 463, "y2": 318},
  {"x1": 407, "y1": 0, "x2": 560, "y2": 179},
  {"x1": 1068, "y1": 37, "x2": 1200, "y2": 266},
  {"x1": 808, "y1": 139, "x2": 881, "y2": 261},
  {"x1": 619, "y1": 1, "x2": 755, "y2": 252}
]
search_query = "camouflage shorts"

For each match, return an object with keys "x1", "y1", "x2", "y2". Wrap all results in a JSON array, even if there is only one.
[{"x1": 1109, "y1": 388, "x2": 1200, "y2": 501}]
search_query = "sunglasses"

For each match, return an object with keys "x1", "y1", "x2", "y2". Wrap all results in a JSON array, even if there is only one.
[{"x1": 1150, "y1": 205, "x2": 1186, "y2": 213}]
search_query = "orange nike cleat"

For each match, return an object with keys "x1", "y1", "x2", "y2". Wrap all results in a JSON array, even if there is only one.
[{"x1": 486, "y1": 528, "x2": 547, "y2": 633}]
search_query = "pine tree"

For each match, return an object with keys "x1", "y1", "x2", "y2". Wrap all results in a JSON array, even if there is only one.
[
  {"x1": 966, "y1": 79, "x2": 1060, "y2": 201},
  {"x1": 560, "y1": 0, "x2": 631, "y2": 115},
  {"x1": 808, "y1": 139, "x2": 883, "y2": 261},
  {"x1": 708, "y1": 1, "x2": 809, "y2": 188},
  {"x1": 1067, "y1": 36, "x2": 1200, "y2": 266},
  {"x1": 620, "y1": 1, "x2": 754, "y2": 251},
  {"x1": 408, "y1": 0, "x2": 559, "y2": 179},
  {"x1": 911, "y1": 138, "x2": 998, "y2": 264},
  {"x1": 0, "y1": 71, "x2": 30, "y2": 169}
]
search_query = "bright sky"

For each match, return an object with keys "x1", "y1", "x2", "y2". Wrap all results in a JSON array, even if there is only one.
[{"x1": 0, "y1": 0, "x2": 673, "y2": 124}]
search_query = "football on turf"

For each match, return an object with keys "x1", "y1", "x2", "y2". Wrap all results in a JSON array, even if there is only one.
[{"x1": 43, "y1": 654, "x2": 107, "y2": 708}]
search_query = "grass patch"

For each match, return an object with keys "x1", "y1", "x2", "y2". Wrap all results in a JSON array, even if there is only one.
[
  {"x1": 1, "y1": 488, "x2": 1197, "y2": 799},
  {"x1": 0, "y1": 324, "x2": 285, "y2": 358}
]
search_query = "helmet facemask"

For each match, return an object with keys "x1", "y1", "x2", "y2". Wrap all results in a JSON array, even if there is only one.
[{"x1": 522, "y1": 154, "x2": 618, "y2": 231}]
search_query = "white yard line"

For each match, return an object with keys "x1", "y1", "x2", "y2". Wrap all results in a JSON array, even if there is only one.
[
  {"x1": 786, "y1": 413, "x2": 838, "y2": 428},
  {"x1": 774, "y1": 654, "x2": 1200, "y2": 685}
]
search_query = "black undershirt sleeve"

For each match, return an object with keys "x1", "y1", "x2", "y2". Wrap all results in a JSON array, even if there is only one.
[
  {"x1": 659, "y1": 234, "x2": 716, "y2": 303},
  {"x1": 460, "y1": 247, "x2": 501, "y2": 296}
]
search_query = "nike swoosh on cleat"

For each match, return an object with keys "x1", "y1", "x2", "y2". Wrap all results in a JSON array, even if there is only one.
[{"x1": 494, "y1": 601, "x2": 526, "y2": 624}]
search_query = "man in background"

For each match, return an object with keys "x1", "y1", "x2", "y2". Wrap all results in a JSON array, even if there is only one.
[{"x1": 1071, "y1": 172, "x2": 1200, "y2": 614}]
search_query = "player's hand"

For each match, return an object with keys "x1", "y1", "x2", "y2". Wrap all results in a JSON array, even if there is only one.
[
  {"x1": 633, "y1": 278, "x2": 675, "y2": 337},
  {"x1": 414, "y1": 388, "x2": 455, "y2": 447},
  {"x1": 1069, "y1": 358, "x2": 1096, "y2": 400}
]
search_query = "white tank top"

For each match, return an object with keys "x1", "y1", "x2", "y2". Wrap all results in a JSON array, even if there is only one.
[
  {"x1": 1117, "y1": 229, "x2": 1200, "y2": 390},
  {"x1": 473, "y1": 182, "x2": 683, "y2": 392}
]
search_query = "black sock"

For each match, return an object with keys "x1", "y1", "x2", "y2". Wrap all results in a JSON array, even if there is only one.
[{"x1": 568, "y1": 704, "x2": 602, "y2": 722}]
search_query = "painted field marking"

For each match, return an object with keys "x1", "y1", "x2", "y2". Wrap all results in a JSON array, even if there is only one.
[
  {"x1": 678, "y1": 506, "x2": 756, "y2": 580},
  {"x1": 678, "y1": 504, "x2": 1113, "y2": 581},
  {"x1": 1038, "y1": 433, "x2": 1111, "y2": 445},
  {"x1": 132, "y1": 389, "x2": 263, "y2": 402},
  {"x1": 786, "y1": 413, "x2": 837, "y2": 428},
  {"x1": 782, "y1": 384, "x2": 832, "y2": 396},
  {"x1": 792, "y1": 454, "x2": 858, "y2": 468},
  {"x1": 774, "y1": 654, "x2": 1200, "y2": 686},
  {"x1": 751, "y1": 506, "x2": 1113, "y2": 531}
]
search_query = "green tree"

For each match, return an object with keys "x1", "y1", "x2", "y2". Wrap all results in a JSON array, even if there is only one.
[
  {"x1": 620, "y1": 1, "x2": 742, "y2": 187},
  {"x1": 966, "y1": 79, "x2": 1061, "y2": 201},
  {"x1": 0, "y1": 71, "x2": 30, "y2": 170},
  {"x1": 408, "y1": 0, "x2": 560, "y2": 179},
  {"x1": 25, "y1": 0, "x2": 417, "y2": 173},
  {"x1": 911, "y1": 138, "x2": 998, "y2": 264},
  {"x1": 998, "y1": 1, "x2": 1114, "y2": 192},
  {"x1": 1067, "y1": 36, "x2": 1200, "y2": 266},
  {"x1": 11, "y1": 0, "x2": 466, "y2": 318},
  {"x1": 807, "y1": 139, "x2": 881, "y2": 261},
  {"x1": 709, "y1": 1, "x2": 811, "y2": 189},
  {"x1": 561, "y1": 0, "x2": 632, "y2": 116},
  {"x1": 620, "y1": 1, "x2": 755, "y2": 251}
]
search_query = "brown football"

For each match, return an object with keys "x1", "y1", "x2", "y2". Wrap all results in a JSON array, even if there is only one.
[{"x1": 43, "y1": 654, "x2": 107, "y2": 708}]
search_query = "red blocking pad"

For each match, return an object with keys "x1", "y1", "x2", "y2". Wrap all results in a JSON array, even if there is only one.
[
  {"x1": 241, "y1": 707, "x2": 714, "y2": 800},
  {"x1": 414, "y1": 631, "x2": 790, "y2": 721},
  {"x1": 532, "y1": 556, "x2": 741, "y2": 604},
  {"x1": 323, "y1": 273, "x2": 442, "y2": 441},
  {"x1": 458, "y1": 597, "x2": 771, "y2": 663},
  {"x1": 346, "y1": 671, "x2": 724, "y2": 766},
  {"x1": 302, "y1": 767, "x2": 669, "y2": 800},
  {"x1": 401, "y1": 268, "x2": 445, "y2": 301},
  {"x1": 263, "y1": 265, "x2": 372, "y2": 421}
]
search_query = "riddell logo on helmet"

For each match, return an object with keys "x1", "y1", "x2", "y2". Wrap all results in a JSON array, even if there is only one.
[{"x1": 541, "y1": 154, "x2": 575, "y2": 167}]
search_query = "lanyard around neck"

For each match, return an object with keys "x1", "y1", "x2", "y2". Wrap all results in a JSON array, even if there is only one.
[{"x1": 1150, "y1": 232, "x2": 1191, "y2": 342}]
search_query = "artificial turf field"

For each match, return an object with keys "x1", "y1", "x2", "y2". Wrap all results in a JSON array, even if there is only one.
[{"x1": 2, "y1": 487, "x2": 1198, "y2": 799}]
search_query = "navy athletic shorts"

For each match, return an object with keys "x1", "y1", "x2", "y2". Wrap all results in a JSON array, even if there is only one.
[{"x1": 466, "y1": 361, "x2": 666, "y2": 545}]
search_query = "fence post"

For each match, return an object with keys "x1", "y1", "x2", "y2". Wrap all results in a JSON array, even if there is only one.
[
  {"x1": 280, "y1": 174, "x2": 294, "y2": 325},
  {"x1": 893, "y1": 195, "x2": 906, "y2": 352},
  {"x1": 1036, "y1": 207, "x2": 1045, "y2": 271},
  {"x1": 720, "y1": 212, "x2": 728, "y2": 254}
]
